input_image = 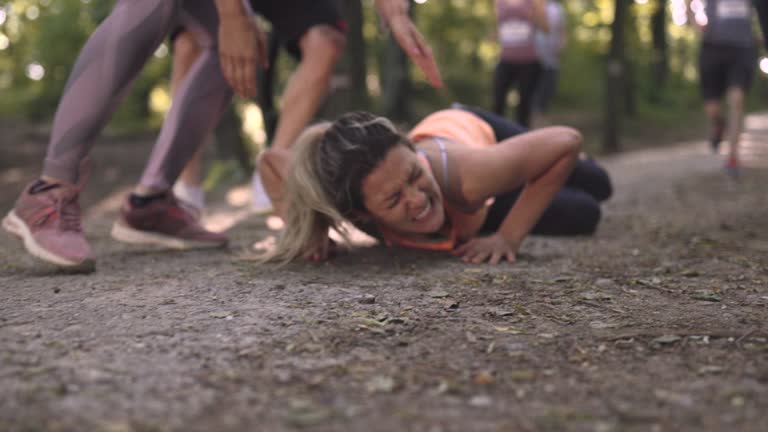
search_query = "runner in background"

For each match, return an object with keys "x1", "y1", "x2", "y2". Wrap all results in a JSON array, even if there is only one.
[
  {"x1": 689, "y1": 0, "x2": 756, "y2": 177},
  {"x1": 532, "y1": 0, "x2": 566, "y2": 122},
  {"x1": 492, "y1": 0, "x2": 549, "y2": 127}
]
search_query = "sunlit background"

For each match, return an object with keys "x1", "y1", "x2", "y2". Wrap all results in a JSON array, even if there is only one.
[{"x1": 0, "y1": 0, "x2": 766, "y2": 155}]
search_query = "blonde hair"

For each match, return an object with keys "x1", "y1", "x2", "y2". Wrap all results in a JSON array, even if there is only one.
[{"x1": 259, "y1": 111, "x2": 412, "y2": 264}]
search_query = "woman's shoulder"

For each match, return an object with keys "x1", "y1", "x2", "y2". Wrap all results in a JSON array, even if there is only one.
[{"x1": 408, "y1": 109, "x2": 494, "y2": 148}]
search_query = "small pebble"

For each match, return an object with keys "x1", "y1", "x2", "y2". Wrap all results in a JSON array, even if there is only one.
[{"x1": 358, "y1": 294, "x2": 376, "y2": 304}]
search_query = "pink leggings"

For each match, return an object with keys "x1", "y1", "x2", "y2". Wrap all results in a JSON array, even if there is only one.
[{"x1": 43, "y1": 0, "x2": 233, "y2": 191}]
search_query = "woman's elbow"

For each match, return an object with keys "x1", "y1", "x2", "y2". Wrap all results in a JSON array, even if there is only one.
[{"x1": 552, "y1": 126, "x2": 582, "y2": 156}]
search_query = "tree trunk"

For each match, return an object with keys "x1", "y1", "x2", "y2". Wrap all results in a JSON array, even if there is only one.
[
  {"x1": 255, "y1": 32, "x2": 282, "y2": 143},
  {"x1": 649, "y1": 0, "x2": 668, "y2": 104},
  {"x1": 380, "y1": 0, "x2": 413, "y2": 121},
  {"x1": 624, "y1": 60, "x2": 636, "y2": 117},
  {"x1": 623, "y1": 3, "x2": 637, "y2": 117},
  {"x1": 603, "y1": 0, "x2": 628, "y2": 153},
  {"x1": 319, "y1": 0, "x2": 369, "y2": 117}
]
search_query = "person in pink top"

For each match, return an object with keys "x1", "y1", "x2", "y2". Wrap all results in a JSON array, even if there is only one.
[
  {"x1": 257, "y1": 105, "x2": 611, "y2": 264},
  {"x1": 492, "y1": 0, "x2": 549, "y2": 127}
]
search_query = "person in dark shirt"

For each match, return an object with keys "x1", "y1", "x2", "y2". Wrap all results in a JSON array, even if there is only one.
[{"x1": 691, "y1": 0, "x2": 757, "y2": 177}]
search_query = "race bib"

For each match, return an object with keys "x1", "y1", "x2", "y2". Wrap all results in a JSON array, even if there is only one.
[
  {"x1": 717, "y1": 0, "x2": 749, "y2": 19},
  {"x1": 499, "y1": 19, "x2": 532, "y2": 46}
]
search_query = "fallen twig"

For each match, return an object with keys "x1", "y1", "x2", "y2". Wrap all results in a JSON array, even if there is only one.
[{"x1": 602, "y1": 329, "x2": 768, "y2": 342}]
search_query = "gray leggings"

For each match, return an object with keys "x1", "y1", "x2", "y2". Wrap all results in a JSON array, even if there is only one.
[{"x1": 43, "y1": 0, "x2": 233, "y2": 191}]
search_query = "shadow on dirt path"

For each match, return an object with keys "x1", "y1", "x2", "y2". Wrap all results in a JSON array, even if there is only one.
[{"x1": 1, "y1": 115, "x2": 767, "y2": 432}]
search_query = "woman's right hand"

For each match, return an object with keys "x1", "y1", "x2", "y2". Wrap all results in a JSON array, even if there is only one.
[
  {"x1": 217, "y1": 13, "x2": 267, "y2": 98},
  {"x1": 304, "y1": 238, "x2": 338, "y2": 263}
]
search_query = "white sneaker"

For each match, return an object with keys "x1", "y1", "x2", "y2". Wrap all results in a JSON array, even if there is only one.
[
  {"x1": 251, "y1": 171, "x2": 274, "y2": 215},
  {"x1": 172, "y1": 181, "x2": 204, "y2": 220}
]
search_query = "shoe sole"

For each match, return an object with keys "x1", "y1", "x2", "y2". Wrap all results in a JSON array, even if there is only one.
[
  {"x1": 251, "y1": 204, "x2": 275, "y2": 216},
  {"x1": 2, "y1": 210, "x2": 95, "y2": 272},
  {"x1": 110, "y1": 220, "x2": 227, "y2": 250}
]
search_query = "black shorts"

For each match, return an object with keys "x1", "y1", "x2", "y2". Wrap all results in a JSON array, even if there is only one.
[
  {"x1": 699, "y1": 42, "x2": 756, "y2": 100},
  {"x1": 171, "y1": 0, "x2": 345, "y2": 58}
]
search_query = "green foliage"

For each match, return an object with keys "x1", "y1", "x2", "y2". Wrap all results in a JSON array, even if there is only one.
[
  {"x1": 0, "y1": 0, "x2": 169, "y2": 127},
  {"x1": 0, "y1": 0, "x2": 765, "y2": 143}
]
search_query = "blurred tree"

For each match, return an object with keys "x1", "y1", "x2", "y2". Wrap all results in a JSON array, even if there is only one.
[
  {"x1": 380, "y1": 0, "x2": 413, "y2": 121},
  {"x1": 604, "y1": 0, "x2": 628, "y2": 152},
  {"x1": 1, "y1": 0, "x2": 753, "y2": 153},
  {"x1": 0, "y1": 0, "x2": 169, "y2": 126},
  {"x1": 649, "y1": 0, "x2": 669, "y2": 103},
  {"x1": 319, "y1": 0, "x2": 370, "y2": 117}
]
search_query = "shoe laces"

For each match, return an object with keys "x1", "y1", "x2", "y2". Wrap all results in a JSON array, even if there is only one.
[
  {"x1": 175, "y1": 198, "x2": 202, "y2": 222},
  {"x1": 33, "y1": 188, "x2": 82, "y2": 232},
  {"x1": 167, "y1": 195, "x2": 199, "y2": 224},
  {"x1": 58, "y1": 192, "x2": 83, "y2": 232}
]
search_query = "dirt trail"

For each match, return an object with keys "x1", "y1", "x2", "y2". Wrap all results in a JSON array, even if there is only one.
[{"x1": 1, "y1": 115, "x2": 767, "y2": 432}]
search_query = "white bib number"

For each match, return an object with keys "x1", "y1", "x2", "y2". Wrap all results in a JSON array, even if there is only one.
[
  {"x1": 716, "y1": 0, "x2": 749, "y2": 19},
  {"x1": 499, "y1": 19, "x2": 532, "y2": 46}
]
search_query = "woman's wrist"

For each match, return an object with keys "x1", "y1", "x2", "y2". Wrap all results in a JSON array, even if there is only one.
[
  {"x1": 214, "y1": 0, "x2": 247, "y2": 17},
  {"x1": 374, "y1": 0, "x2": 409, "y2": 22},
  {"x1": 495, "y1": 230, "x2": 522, "y2": 249}
]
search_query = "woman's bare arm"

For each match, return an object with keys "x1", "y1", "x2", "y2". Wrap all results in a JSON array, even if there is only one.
[
  {"x1": 453, "y1": 126, "x2": 581, "y2": 263},
  {"x1": 532, "y1": 0, "x2": 550, "y2": 32},
  {"x1": 373, "y1": 0, "x2": 443, "y2": 87}
]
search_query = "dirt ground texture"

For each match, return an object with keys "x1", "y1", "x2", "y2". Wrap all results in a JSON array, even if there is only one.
[{"x1": 1, "y1": 115, "x2": 767, "y2": 432}]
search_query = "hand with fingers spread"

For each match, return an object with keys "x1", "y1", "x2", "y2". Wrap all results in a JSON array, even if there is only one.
[
  {"x1": 452, "y1": 233, "x2": 519, "y2": 265},
  {"x1": 374, "y1": 0, "x2": 443, "y2": 88},
  {"x1": 217, "y1": 13, "x2": 267, "y2": 98}
]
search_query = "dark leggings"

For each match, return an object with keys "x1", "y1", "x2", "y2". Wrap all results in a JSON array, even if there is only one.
[
  {"x1": 492, "y1": 60, "x2": 542, "y2": 128},
  {"x1": 42, "y1": 0, "x2": 231, "y2": 190},
  {"x1": 452, "y1": 103, "x2": 612, "y2": 236}
]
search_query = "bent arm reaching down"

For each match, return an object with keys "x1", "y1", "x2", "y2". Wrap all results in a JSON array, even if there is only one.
[
  {"x1": 374, "y1": 0, "x2": 443, "y2": 88},
  {"x1": 452, "y1": 127, "x2": 581, "y2": 264},
  {"x1": 214, "y1": 0, "x2": 268, "y2": 97}
]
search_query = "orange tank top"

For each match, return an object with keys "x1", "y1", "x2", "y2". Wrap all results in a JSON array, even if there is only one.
[{"x1": 380, "y1": 109, "x2": 496, "y2": 251}]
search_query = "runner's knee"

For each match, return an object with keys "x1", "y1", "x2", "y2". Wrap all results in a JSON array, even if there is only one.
[
  {"x1": 299, "y1": 26, "x2": 346, "y2": 74},
  {"x1": 174, "y1": 31, "x2": 203, "y2": 65}
]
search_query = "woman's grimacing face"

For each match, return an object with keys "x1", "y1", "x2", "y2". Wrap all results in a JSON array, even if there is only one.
[{"x1": 360, "y1": 144, "x2": 445, "y2": 234}]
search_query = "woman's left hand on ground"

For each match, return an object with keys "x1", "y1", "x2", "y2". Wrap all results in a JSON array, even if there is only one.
[{"x1": 451, "y1": 233, "x2": 518, "y2": 265}]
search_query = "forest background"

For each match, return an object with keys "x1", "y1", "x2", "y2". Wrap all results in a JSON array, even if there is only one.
[{"x1": 1, "y1": 0, "x2": 767, "y2": 164}]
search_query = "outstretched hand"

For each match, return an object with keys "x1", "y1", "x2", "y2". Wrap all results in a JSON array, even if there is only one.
[
  {"x1": 382, "y1": 11, "x2": 443, "y2": 88},
  {"x1": 451, "y1": 233, "x2": 518, "y2": 265},
  {"x1": 217, "y1": 14, "x2": 267, "y2": 98}
]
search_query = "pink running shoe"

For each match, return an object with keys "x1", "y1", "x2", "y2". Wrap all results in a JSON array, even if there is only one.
[
  {"x1": 724, "y1": 156, "x2": 742, "y2": 179},
  {"x1": 110, "y1": 193, "x2": 228, "y2": 249},
  {"x1": 2, "y1": 180, "x2": 95, "y2": 271}
]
